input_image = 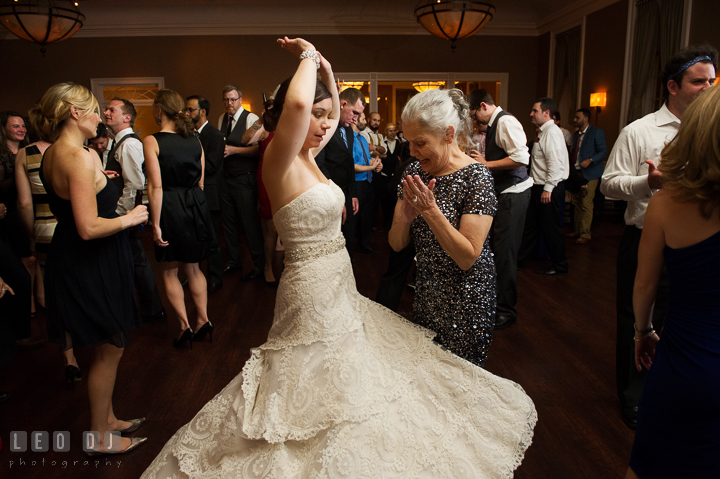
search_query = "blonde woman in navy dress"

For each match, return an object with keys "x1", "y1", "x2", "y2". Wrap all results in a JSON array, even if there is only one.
[{"x1": 37, "y1": 82, "x2": 148, "y2": 455}]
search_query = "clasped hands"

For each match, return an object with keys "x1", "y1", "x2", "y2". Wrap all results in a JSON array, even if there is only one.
[{"x1": 401, "y1": 175, "x2": 436, "y2": 221}]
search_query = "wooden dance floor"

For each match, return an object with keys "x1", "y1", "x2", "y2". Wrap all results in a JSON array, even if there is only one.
[{"x1": 1, "y1": 211, "x2": 634, "y2": 478}]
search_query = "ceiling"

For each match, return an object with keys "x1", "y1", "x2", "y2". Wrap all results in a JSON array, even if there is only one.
[{"x1": 0, "y1": 0, "x2": 621, "y2": 39}]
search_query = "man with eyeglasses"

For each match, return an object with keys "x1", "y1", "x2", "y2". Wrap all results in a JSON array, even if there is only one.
[
  {"x1": 187, "y1": 95, "x2": 225, "y2": 292},
  {"x1": 216, "y1": 84, "x2": 264, "y2": 281}
]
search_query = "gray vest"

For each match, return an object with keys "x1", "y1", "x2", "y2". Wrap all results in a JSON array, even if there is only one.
[
  {"x1": 106, "y1": 132, "x2": 141, "y2": 201},
  {"x1": 485, "y1": 110, "x2": 529, "y2": 193},
  {"x1": 221, "y1": 110, "x2": 258, "y2": 177}
]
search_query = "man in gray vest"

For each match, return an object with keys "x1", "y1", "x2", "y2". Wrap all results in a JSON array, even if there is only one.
[
  {"x1": 104, "y1": 97, "x2": 165, "y2": 322},
  {"x1": 468, "y1": 89, "x2": 532, "y2": 330},
  {"x1": 217, "y1": 84, "x2": 264, "y2": 281}
]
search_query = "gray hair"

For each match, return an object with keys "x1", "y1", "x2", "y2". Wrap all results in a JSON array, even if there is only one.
[{"x1": 401, "y1": 88, "x2": 473, "y2": 150}]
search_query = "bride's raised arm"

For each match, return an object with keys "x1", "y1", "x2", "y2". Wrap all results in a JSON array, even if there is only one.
[
  {"x1": 265, "y1": 37, "x2": 327, "y2": 174},
  {"x1": 311, "y1": 54, "x2": 339, "y2": 157}
]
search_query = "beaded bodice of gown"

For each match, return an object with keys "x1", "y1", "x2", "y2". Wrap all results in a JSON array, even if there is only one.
[{"x1": 263, "y1": 181, "x2": 358, "y2": 351}]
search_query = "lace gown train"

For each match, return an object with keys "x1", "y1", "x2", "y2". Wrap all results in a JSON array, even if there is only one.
[{"x1": 141, "y1": 181, "x2": 537, "y2": 479}]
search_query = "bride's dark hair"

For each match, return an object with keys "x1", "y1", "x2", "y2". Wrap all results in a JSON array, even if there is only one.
[{"x1": 263, "y1": 78, "x2": 331, "y2": 132}]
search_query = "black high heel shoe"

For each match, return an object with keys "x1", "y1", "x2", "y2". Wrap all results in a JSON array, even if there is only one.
[
  {"x1": 65, "y1": 365, "x2": 82, "y2": 386},
  {"x1": 173, "y1": 328, "x2": 194, "y2": 349},
  {"x1": 193, "y1": 321, "x2": 214, "y2": 343}
]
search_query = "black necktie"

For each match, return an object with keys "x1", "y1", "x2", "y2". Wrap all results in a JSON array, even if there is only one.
[{"x1": 225, "y1": 114, "x2": 233, "y2": 138}]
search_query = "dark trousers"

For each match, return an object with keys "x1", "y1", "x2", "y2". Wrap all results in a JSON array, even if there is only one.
[
  {"x1": 519, "y1": 183, "x2": 568, "y2": 273},
  {"x1": 204, "y1": 210, "x2": 224, "y2": 285},
  {"x1": 355, "y1": 180, "x2": 374, "y2": 250},
  {"x1": 220, "y1": 173, "x2": 264, "y2": 273},
  {"x1": 375, "y1": 241, "x2": 416, "y2": 312},
  {"x1": 374, "y1": 174, "x2": 395, "y2": 229},
  {"x1": 127, "y1": 231, "x2": 163, "y2": 319},
  {"x1": 342, "y1": 204, "x2": 355, "y2": 261},
  {"x1": 0, "y1": 238, "x2": 31, "y2": 340},
  {"x1": 616, "y1": 225, "x2": 668, "y2": 410},
  {"x1": 491, "y1": 189, "x2": 531, "y2": 319}
]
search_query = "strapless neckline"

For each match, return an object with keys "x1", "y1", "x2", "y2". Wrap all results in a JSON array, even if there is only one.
[{"x1": 275, "y1": 181, "x2": 333, "y2": 216}]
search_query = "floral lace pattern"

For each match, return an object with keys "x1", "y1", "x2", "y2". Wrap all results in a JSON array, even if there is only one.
[{"x1": 142, "y1": 182, "x2": 537, "y2": 479}]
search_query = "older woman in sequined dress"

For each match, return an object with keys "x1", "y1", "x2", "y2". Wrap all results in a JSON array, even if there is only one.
[{"x1": 388, "y1": 89, "x2": 498, "y2": 367}]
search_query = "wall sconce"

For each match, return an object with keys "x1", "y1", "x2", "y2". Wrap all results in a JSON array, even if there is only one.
[
  {"x1": 589, "y1": 92, "x2": 607, "y2": 115},
  {"x1": 241, "y1": 102, "x2": 252, "y2": 112}
]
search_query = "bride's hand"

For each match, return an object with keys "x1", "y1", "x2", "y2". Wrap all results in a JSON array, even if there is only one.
[
  {"x1": 317, "y1": 52, "x2": 332, "y2": 74},
  {"x1": 277, "y1": 36, "x2": 315, "y2": 57}
]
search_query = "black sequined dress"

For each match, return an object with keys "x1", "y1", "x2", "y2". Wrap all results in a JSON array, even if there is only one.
[{"x1": 401, "y1": 161, "x2": 498, "y2": 366}]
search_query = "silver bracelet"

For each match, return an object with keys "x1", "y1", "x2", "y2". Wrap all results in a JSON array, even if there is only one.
[
  {"x1": 300, "y1": 49, "x2": 320, "y2": 69},
  {"x1": 633, "y1": 329, "x2": 656, "y2": 341}
]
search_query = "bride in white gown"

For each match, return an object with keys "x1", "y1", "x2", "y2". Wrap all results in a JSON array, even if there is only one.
[{"x1": 141, "y1": 38, "x2": 537, "y2": 479}]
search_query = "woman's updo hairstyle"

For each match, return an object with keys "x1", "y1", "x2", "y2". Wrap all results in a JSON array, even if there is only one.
[
  {"x1": 154, "y1": 89, "x2": 194, "y2": 138},
  {"x1": 263, "y1": 77, "x2": 332, "y2": 133},
  {"x1": 29, "y1": 82, "x2": 99, "y2": 141},
  {"x1": 401, "y1": 88, "x2": 473, "y2": 150}
]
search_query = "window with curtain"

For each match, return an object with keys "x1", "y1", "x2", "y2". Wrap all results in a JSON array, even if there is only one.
[
  {"x1": 626, "y1": 0, "x2": 684, "y2": 124},
  {"x1": 552, "y1": 26, "x2": 582, "y2": 130}
]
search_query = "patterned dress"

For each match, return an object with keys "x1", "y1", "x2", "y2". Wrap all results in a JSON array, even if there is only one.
[{"x1": 401, "y1": 161, "x2": 498, "y2": 367}]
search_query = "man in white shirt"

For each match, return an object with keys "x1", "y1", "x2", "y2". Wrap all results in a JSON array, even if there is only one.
[
  {"x1": 468, "y1": 89, "x2": 532, "y2": 329},
  {"x1": 104, "y1": 97, "x2": 164, "y2": 323},
  {"x1": 601, "y1": 44, "x2": 717, "y2": 429},
  {"x1": 359, "y1": 112, "x2": 386, "y2": 158},
  {"x1": 553, "y1": 111, "x2": 573, "y2": 148},
  {"x1": 518, "y1": 97, "x2": 569, "y2": 276},
  {"x1": 217, "y1": 84, "x2": 264, "y2": 281}
]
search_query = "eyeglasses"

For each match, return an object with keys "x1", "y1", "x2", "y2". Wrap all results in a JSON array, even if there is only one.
[
  {"x1": 223, "y1": 98, "x2": 240, "y2": 103},
  {"x1": 185, "y1": 108, "x2": 201, "y2": 112}
]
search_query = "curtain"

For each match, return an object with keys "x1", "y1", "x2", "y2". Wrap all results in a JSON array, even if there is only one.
[
  {"x1": 626, "y1": 0, "x2": 660, "y2": 124},
  {"x1": 565, "y1": 28, "x2": 582, "y2": 120},
  {"x1": 553, "y1": 34, "x2": 568, "y2": 104},
  {"x1": 658, "y1": 0, "x2": 684, "y2": 67},
  {"x1": 553, "y1": 26, "x2": 581, "y2": 119}
]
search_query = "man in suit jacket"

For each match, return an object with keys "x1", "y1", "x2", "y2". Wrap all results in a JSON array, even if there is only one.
[
  {"x1": 568, "y1": 108, "x2": 607, "y2": 244},
  {"x1": 187, "y1": 95, "x2": 225, "y2": 293},
  {"x1": 315, "y1": 87, "x2": 365, "y2": 261}
]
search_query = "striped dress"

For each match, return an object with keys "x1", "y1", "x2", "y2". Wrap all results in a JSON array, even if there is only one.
[{"x1": 26, "y1": 143, "x2": 57, "y2": 265}]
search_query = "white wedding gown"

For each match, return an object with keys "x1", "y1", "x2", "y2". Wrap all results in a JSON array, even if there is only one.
[{"x1": 141, "y1": 181, "x2": 537, "y2": 479}]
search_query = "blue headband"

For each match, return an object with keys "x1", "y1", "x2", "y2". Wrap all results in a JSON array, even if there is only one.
[{"x1": 666, "y1": 55, "x2": 712, "y2": 82}]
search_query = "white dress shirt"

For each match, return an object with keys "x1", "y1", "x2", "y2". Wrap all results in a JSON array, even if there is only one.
[
  {"x1": 488, "y1": 106, "x2": 533, "y2": 194},
  {"x1": 560, "y1": 127, "x2": 573, "y2": 148},
  {"x1": 601, "y1": 103, "x2": 680, "y2": 228},
  {"x1": 217, "y1": 108, "x2": 259, "y2": 135},
  {"x1": 112, "y1": 128, "x2": 145, "y2": 216},
  {"x1": 531, "y1": 120, "x2": 569, "y2": 193},
  {"x1": 197, "y1": 120, "x2": 209, "y2": 135},
  {"x1": 360, "y1": 130, "x2": 384, "y2": 151}
]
